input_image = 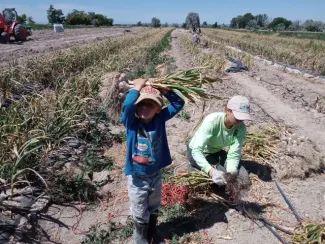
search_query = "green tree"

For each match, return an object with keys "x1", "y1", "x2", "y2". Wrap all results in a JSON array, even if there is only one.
[
  {"x1": 66, "y1": 10, "x2": 90, "y2": 25},
  {"x1": 151, "y1": 17, "x2": 161, "y2": 27},
  {"x1": 302, "y1": 20, "x2": 325, "y2": 32},
  {"x1": 202, "y1": 21, "x2": 208, "y2": 26},
  {"x1": 137, "y1": 21, "x2": 142, "y2": 26},
  {"x1": 65, "y1": 10, "x2": 113, "y2": 26},
  {"x1": 212, "y1": 22, "x2": 218, "y2": 28},
  {"x1": 185, "y1": 12, "x2": 200, "y2": 29},
  {"x1": 163, "y1": 22, "x2": 169, "y2": 27},
  {"x1": 255, "y1": 14, "x2": 268, "y2": 27},
  {"x1": 47, "y1": 5, "x2": 65, "y2": 24},
  {"x1": 287, "y1": 20, "x2": 301, "y2": 31},
  {"x1": 230, "y1": 13, "x2": 259, "y2": 29},
  {"x1": 269, "y1": 17, "x2": 292, "y2": 30},
  {"x1": 276, "y1": 23, "x2": 286, "y2": 31},
  {"x1": 47, "y1": 4, "x2": 55, "y2": 23},
  {"x1": 243, "y1": 13, "x2": 255, "y2": 27},
  {"x1": 87, "y1": 12, "x2": 96, "y2": 20},
  {"x1": 106, "y1": 18, "x2": 113, "y2": 26},
  {"x1": 230, "y1": 16, "x2": 239, "y2": 28},
  {"x1": 17, "y1": 14, "x2": 27, "y2": 24},
  {"x1": 182, "y1": 22, "x2": 187, "y2": 29},
  {"x1": 171, "y1": 23, "x2": 179, "y2": 28},
  {"x1": 246, "y1": 19, "x2": 260, "y2": 30},
  {"x1": 230, "y1": 15, "x2": 245, "y2": 28},
  {"x1": 27, "y1": 16, "x2": 35, "y2": 25}
]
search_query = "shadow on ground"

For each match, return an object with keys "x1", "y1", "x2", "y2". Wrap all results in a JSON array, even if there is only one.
[
  {"x1": 240, "y1": 159, "x2": 273, "y2": 181},
  {"x1": 158, "y1": 195, "x2": 230, "y2": 240},
  {"x1": 158, "y1": 177, "x2": 272, "y2": 241}
]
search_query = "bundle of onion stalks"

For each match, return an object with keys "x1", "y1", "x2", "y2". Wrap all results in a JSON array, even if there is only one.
[
  {"x1": 105, "y1": 67, "x2": 221, "y2": 121},
  {"x1": 171, "y1": 171, "x2": 214, "y2": 190},
  {"x1": 243, "y1": 125, "x2": 285, "y2": 165},
  {"x1": 171, "y1": 170, "x2": 248, "y2": 204},
  {"x1": 292, "y1": 222, "x2": 325, "y2": 244},
  {"x1": 119, "y1": 67, "x2": 221, "y2": 101}
]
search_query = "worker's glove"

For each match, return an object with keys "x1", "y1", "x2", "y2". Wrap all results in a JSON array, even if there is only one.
[{"x1": 209, "y1": 168, "x2": 226, "y2": 186}]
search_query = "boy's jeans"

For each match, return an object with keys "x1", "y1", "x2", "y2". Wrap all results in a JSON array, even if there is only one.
[{"x1": 127, "y1": 171, "x2": 162, "y2": 224}]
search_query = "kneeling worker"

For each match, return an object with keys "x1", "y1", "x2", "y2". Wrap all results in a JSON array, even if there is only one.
[{"x1": 188, "y1": 95, "x2": 252, "y2": 185}]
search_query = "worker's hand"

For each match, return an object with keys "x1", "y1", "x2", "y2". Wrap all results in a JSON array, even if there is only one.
[
  {"x1": 133, "y1": 78, "x2": 146, "y2": 91},
  {"x1": 209, "y1": 168, "x2": 226, "y2": 186}
]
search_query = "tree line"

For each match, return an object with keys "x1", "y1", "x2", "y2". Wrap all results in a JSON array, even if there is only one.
[
  {"x1": 229, "y1": 13, "x2": 325, "y2": 32},
  {"x1": 47, "y1": 5, "x2": 113, "y2": 26}
]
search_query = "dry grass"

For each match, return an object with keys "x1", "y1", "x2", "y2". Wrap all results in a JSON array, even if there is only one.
[
  {"x1": 292, "y1": 222, "x2": 325, "y2": 244},
  {"x1": 242, "y1": 125, "x2": 286, "y2": 165},
  {"x1": 204, "y1": 29, "x2": 325, "y2": 74},
  {"x1": 104, "y1": 142, "x2": 127, "y2": 171},
  {"x1": 202, "y1": 34, "x2": 254, "y2": 68},
  {"x1": 179, "y1": 33, "x2": 253, "y2": 72},
  {"x1": 0, "y1": 29, "x2": 172, "y2": 188},
  {"x1": 0, "y1": 29, "x2": 161, "y2": 93},
  {"x1": 179, "y1": 35, "x2": 226, "y2": 74},
  {"x1": 166, "y1": 231, "x2": 212, "y2": 244}
]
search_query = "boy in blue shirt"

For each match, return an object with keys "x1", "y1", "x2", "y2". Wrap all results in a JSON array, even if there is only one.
[{"x1": 121, "y1": 78, "x2": 185, "y2": 244}]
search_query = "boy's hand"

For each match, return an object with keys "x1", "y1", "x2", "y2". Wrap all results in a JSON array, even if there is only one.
[
  {"x1": 158, "y1": 87, "x2": 170, "y2": 95},
  {"x1": 133, "y1": 78, "x2": 146, "y2": 91}
]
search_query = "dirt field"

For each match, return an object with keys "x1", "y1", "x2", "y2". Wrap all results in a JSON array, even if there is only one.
[
  {"x1": 6, "y1": 29, "x2": 324, "y2": 244},
  {"x1": 0, "y1": 27, "x2": 147, "y2": 66}
]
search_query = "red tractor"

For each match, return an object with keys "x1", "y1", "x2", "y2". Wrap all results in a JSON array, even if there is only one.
[{"x1": 0, "y1": 8, "x2": 29, "y2": 44}]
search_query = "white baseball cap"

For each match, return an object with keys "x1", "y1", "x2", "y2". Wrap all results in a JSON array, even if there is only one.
[{"x1": 227, "y1": 95, "x2": 252, "y2": 121}]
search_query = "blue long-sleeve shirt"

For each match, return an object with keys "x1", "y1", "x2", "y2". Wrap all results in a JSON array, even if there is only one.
[{"x1": 121, "y1": 89, "x2": 185, "y2": 175}]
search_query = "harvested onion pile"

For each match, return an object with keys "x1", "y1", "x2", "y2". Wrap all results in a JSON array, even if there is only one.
[
  {"x1": 118, "y1": 67, "x2": 221, "y2": 102},
  {"x1": 161, "y1": 183, "x2": 190, "y2": 206}
]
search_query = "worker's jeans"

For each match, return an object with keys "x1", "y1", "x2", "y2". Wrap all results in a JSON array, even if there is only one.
[
  {"x1": 187, "y1": 144, "x2": 249, "y2": 182},
  {"x1": 187, "y1": 144, "x2": 228, "y2": 172},
  {"x1": 127, "y1": 171, "x2": 162, "y2": 224}
]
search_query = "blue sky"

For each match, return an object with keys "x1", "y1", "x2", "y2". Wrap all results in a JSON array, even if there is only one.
[{"x1": 0, "y1": 0, "x2": 324, "y2": 25}]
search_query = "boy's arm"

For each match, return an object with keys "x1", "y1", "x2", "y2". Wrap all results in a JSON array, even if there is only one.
[
  {"x1": 121, "y1": 78, "x2": 146, "y2": 127},
  {"x1": 159, "y1": 90, "x2": 185, "y2": 122},
  {"x1": 121, "y1": 89, "x2": 139, "y2": 127},
  {"x1": 226, "y1": 125, "x2": 246, "y2": 173}
]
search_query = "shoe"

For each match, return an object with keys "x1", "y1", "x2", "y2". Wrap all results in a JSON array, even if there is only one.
[
  {"x1": 147, "y1": 214, "x2": 157, "y2": 243},
  {"x1": 147, "y1": 214, "x2": 165, "y2": 244}
]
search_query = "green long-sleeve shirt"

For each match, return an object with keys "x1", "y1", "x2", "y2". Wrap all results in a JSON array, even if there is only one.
[{"x1": 189, "y1": 112, "x2": 246, "y2": 174}]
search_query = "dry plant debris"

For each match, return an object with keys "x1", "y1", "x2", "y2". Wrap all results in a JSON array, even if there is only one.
[
  {"x1": 171, "y1": 170, "x2": 249, "y2": 204},
  {"x1": 292, "y1": 222, "x2": 325, "y2": 244},
  {"x1": 243, "y1": 125, "x2": 286, "y2": 165}
]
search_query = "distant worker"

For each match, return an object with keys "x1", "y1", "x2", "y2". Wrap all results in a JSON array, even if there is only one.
[{"x1": 192, "y1": 31, "x2": 200, "y2": 45}]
